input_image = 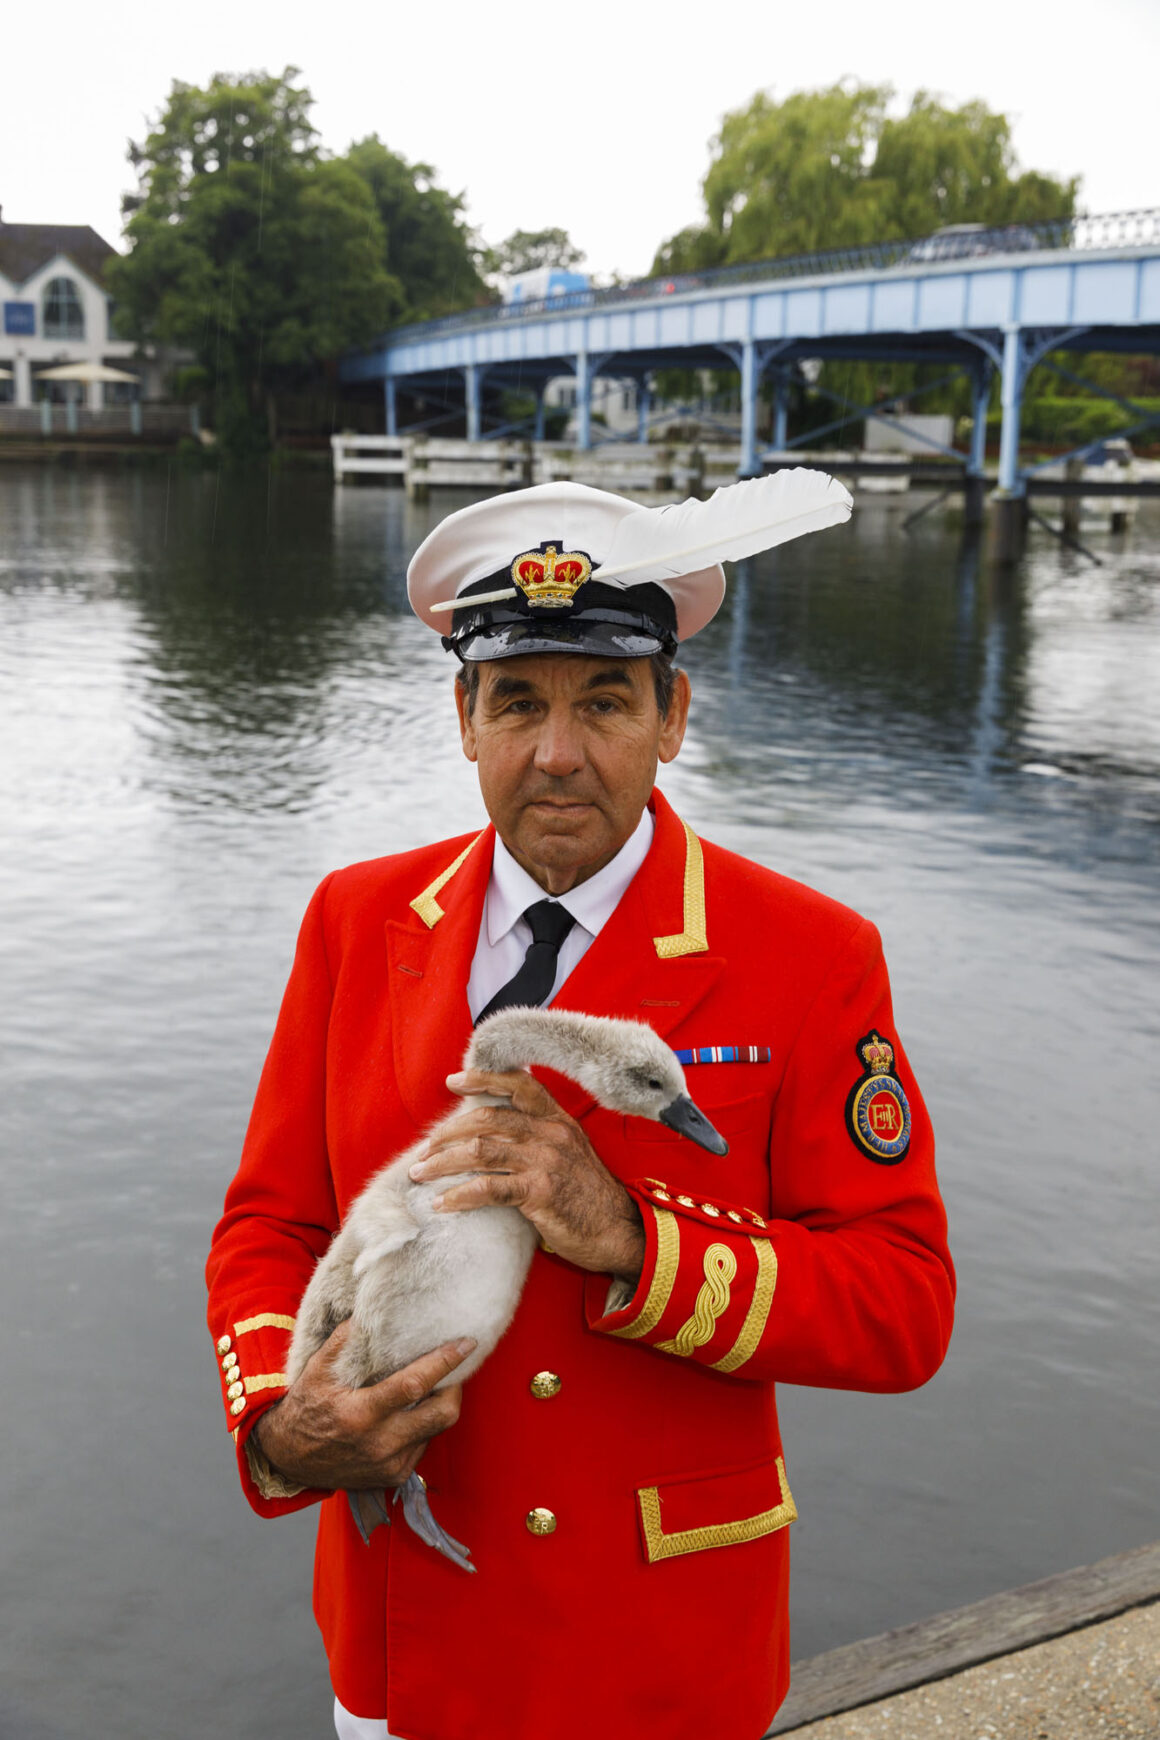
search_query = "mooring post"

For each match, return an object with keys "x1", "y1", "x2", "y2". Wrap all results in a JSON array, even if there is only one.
[
  {"x1": 575, "y1": 351, "x2": 592, "y2": 451},
  {"x1": 771, "y1": 368, "x2": 790, "y2": 451},
  {"x1": 738, "y1": 338, "x2": 760, "y2": 478},
  {"x1": 464, "y1": 364, "x2": 481, "y2": 444},
  {"x1": 384, "y1": 378, "x2": 397, "y2": 438}
]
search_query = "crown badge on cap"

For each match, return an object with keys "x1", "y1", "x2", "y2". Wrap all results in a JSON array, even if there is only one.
[{"x1": 510, "y1": 541, "x2": 593, "y2": 609}]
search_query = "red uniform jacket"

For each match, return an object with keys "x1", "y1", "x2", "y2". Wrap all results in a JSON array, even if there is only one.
[{"x1": 206, "y1": 789, "x2": 954, "y2": 1740}]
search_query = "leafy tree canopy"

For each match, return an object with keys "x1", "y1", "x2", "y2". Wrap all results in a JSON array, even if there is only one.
[
  {"x1": 652, "y1": 82, "x2": 1078, "y2": 274},
  {"x1": 109, "y1": 69, "x2": 399, "y2": 451},
  {"x1": 486, "y1": 227, "x2": 585, "y2": 278},
  {"x1": 343, "y1": 135, "x2": 489, "y2": 320}
]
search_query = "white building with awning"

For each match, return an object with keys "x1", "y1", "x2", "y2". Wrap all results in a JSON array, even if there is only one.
[{"x1": 0, "y1": 215, "x2": 163, "y2": 408}]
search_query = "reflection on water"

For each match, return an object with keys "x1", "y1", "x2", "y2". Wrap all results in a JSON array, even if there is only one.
[{"x1": 1, "y1": 466, "x2": 1157, "y2": 1739}]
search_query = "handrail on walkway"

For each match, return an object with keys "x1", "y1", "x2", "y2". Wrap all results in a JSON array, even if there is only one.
[{"x1": 375, "y1": 209, "x2": 1160, "y2": 350}]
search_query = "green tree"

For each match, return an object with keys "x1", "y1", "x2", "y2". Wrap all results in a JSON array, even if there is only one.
[
  {"x1": 344, "y1": 136, "x2": 489, "y2": 320},
  {"x1": 652, "y1": 81, "x2": 1077, "y2": 273},
  {"x1": 873, "y1": 92, "x2": 1078, "y2": 234},
  {"x1": 109, "y1": 68, "x2": 400, "y2": 454},
  {"x1": 487, "y1": 227, "x2": 585, "y2": 277}
]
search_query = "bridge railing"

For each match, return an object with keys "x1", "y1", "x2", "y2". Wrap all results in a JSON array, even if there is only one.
[{"x1": 375, "y1": 209, "x2": 1160, "y2": 351}]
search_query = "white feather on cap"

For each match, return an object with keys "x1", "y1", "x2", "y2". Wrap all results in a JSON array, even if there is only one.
[{"x1": 406, "y1": 472, "x2": 851, "y2": 643}]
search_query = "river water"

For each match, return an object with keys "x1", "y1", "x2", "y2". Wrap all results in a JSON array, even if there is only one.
[{"x1": 1, "y1": 464, "x2": 1157, "y2": 1739}]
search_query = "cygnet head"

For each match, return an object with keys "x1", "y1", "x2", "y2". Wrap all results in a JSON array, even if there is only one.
[{"x1": 468, "y1": 1009, "x2": 728, "y2": 1155}]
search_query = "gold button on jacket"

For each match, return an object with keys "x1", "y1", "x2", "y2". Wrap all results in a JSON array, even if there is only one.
[
  {"x1": 526, "y1": 1508, "x2": 557, "y2": 1536},
  {"x1": 529, "y1": 1371, "x2": 562, "y2": 1400},
  {"x1": 216, "y1": 1335, "x2": 232, "y2": 1355}
]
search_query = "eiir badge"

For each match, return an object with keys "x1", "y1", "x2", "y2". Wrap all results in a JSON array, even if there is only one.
[{"x1": 844, "y1": 1031, "x2": 911, "y2": 1164}]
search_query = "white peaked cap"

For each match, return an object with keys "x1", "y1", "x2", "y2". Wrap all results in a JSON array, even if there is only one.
[
  {"x1": 407, "y1": 481, "x2": 725, "y2": 641},
  {"x1": 407, "y1": 470, "x2": 853, "y2": 652}
]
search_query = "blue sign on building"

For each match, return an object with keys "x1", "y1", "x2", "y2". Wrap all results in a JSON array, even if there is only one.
[{"x1": 4, "y1": 302, "x2": 36, "y2": 336}]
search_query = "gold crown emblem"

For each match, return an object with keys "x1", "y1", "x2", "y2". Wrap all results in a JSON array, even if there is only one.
[
  {"x1": 510, "y1": 542, "x2": 592, "y2": 609},
  {"x1": 859, "y1": 1032, "x2": 895, "y2": 1075}
]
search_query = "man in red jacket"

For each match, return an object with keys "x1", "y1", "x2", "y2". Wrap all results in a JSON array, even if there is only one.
[{"x1": 207, "y1": 480, "x2": 953, "y2": 1740}]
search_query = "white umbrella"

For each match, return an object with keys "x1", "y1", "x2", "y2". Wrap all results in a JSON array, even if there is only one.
[{"x1": 36, "y1": 360, "x2": 140, "y2": 384}]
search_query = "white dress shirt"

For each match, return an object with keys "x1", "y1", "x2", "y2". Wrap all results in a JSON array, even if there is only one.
[{"x1": 465, "y1": 807, "x2": 655, "y2": 1021}]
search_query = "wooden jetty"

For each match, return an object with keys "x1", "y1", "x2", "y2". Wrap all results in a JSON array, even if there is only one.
[
  {"x1": 768, "y1": 1540, "x2": 1160, "y2": 1734},
  {"x1": 330, "y1": 434, "x2": 1160, "y2": 507},
  {"x1": 329, "y1": 433, "x2": 734, "y2": 498}
]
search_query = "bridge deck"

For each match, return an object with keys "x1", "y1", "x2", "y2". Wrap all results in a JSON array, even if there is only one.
[{"x1": 339, "y1": 213, "x2": 1160, "y2": 491}]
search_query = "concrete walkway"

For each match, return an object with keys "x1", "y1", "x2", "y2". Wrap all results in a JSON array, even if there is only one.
[{"x1": 790, "y1": 1602, "x2": 1158, "y2": 1739}]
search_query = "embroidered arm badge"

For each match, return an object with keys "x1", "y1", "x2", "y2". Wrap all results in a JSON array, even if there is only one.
[{"x1": 844, "y1": 1031, "x2": 911, "y2": 1163}]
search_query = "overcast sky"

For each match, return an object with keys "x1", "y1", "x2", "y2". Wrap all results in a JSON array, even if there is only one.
[{"x1": 3, "y1": 0, "x2": 1157, "y2": 279}]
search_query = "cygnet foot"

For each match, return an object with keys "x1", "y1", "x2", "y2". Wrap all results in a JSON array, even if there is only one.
[
  {"x1": 398, "y1": 1472, "x2": 476, "y2": 1573},
  {"x1": 347, "y1": 1487, "x2": 392, "y2": 1545}
]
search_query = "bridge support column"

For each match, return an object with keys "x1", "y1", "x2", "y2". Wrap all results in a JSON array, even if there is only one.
[
  {"x1": 739, "y1": 339, "x2": 761, "y2": 478},
  {"x1": 637, "y1": 375, "x2": 652, "y2": 445},
  {"x1": 384, "y1": 378, "x2": 397, "y2": 438},
  {"x1": 464, "y1": 364, "x2": 481, "y2": 443},
  {"x1": 533, "y1": 387, "x2": 546, "y2": 444},
  {"x1": 968, "y1": 363, "x2": 992, "y2": 477},
  {"x1": 965, "y1": 361, "x2": 993, "y2": 526},
  {"x1": 575, "y1": 352, "x2": 592, "y2": 450},
  {"x1": 992, "y1": 327, "x2": 1027, "y2": 557},
  {"x1": 996, "y1": 327, "x2": 1025, "y2": 498},
  {"x1": 771, "y1": 369, "x2": 790, "y2": 451}
]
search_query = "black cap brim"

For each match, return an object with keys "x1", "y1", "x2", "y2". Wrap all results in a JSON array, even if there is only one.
[
  {"x1": 442, "y1": 574, "x2": 678, "y2": 663},
  {"x1": 452, "y1": 616, "x2": 668, "y2": 662}
]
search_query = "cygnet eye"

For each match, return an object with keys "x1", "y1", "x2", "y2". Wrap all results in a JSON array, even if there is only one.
[{"x1": 647, "y1": 1077, "x2": 663, "y2": 1091}]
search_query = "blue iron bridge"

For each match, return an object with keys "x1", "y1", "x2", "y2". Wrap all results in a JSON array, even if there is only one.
[{"x1": 339, "y1": 211, "x2": 1160, "y2": 495}]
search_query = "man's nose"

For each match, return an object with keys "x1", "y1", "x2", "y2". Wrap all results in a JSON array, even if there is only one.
[{"x1": 533, "y1": 707, "x2": 586, "y2": 777}]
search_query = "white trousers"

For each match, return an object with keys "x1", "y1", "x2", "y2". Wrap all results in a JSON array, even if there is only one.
[{"x1": 334, "y1": 1695, "x2": 396, "y2": 1739}]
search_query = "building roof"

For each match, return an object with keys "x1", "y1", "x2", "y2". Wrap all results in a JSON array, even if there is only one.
[{"x1": 0, "y1": 223, "x2": 116, "y2": 289}]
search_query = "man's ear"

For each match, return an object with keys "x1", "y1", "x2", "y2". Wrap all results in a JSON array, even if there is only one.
[
  {"x1": 657, "y1": 668, "x2": 691, "y2": 765},
  {"x1": 454, "y1": 676, "x2": 479, "y2": 763}
]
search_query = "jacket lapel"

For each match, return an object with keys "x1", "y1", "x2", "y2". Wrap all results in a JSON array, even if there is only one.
[
  {"x1": 385, "y1": 827, "x2": 494, "y2": 1128},
  {"x1": 385, "y1": 794, "x2": 724, "y2": 1130},
  {"x1": 550, "y1": 791, "x2": 725, "y2": 1122}
]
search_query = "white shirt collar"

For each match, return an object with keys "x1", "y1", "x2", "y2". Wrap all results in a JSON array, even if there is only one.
[{"x1": 486, "y1": 808, "x2": 655, "y2": 945}]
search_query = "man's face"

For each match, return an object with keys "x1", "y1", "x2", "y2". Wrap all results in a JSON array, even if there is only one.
[{"x1": 455, "y1": 654, "x2": 691, "y2": 895}]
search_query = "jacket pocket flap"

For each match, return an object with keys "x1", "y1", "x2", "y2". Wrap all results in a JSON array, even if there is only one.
[{"x1": 637, "y1": 1454, "x2": 796, "y2": 1564}]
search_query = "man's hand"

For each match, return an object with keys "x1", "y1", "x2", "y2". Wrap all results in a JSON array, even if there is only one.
[
  {"x1": 253, "y1": 1321, "x2": 475, "y2": 1492},
  {"x1": 407, "y1": 1068, "x2": 646, "y2": 1282}
]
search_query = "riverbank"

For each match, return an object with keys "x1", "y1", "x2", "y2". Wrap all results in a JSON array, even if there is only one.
[
  {"x1": 787, "y1": 1606, "x2": 1158, "y2": 1738},
  {"x1": 772, "y1": 1544, "x2": 1160, "y2": 1736}
]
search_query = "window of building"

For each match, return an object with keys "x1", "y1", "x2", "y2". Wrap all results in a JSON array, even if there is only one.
[{"x1": 43, "y1": 277, "x2": 85, "y2": 340}]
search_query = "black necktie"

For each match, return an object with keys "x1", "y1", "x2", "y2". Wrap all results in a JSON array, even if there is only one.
[{"x1": 476, "y1": 900, "x2": 576, "y2": 1024}]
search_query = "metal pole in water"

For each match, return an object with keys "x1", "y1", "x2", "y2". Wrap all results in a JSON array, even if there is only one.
[
  {"x1": 738, "y1": 339, "x2": 759, "y2": 478},
  {"x1": 772, "y1": 369, "x2": 789, "y2": 451},
  {"x1": 464, "y1": 365, "x2": 481, "y2": 444},
  {"x1": 576, "y1": 351, "x2": 591, "y2": 451},
  {"x1": 385, "y1": 378, "x2": 397, "y2": 438},
  {"x1": 637, "y1": 375, "x2": 651, "y2": 446}
]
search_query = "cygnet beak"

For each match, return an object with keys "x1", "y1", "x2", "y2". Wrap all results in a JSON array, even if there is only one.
[{"x1": 658, "y1": 1094, "x2": 729, "y2": 1156}]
